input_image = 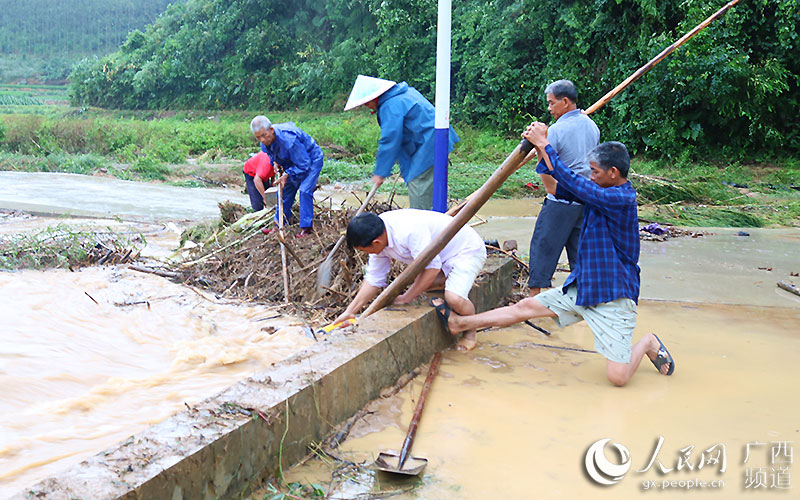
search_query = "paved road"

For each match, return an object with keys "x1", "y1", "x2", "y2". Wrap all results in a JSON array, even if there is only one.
[{"x1": 0, "y1": 171, "x2": 252, "y2": 222}]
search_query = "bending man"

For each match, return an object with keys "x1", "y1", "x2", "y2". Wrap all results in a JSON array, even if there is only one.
[
  {"x1": 251, "y1": 115, "x2": 324, "y2": 238},
  {"x1": 344, "y1": 75, "x2": 459, "y2": 210},
  {"x1": 333, "y1": 209, "x2": 486, "y2": 351},
  {"x1": 242, "y1": 151, "x2": 275, "y2": 212}
]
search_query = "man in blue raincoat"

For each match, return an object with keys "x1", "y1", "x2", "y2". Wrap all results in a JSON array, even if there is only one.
[
  {"x1": 345, "y1": 75, "x2": 459, "y2": 210},
  {"x1": 250, "y1": 115, "x2": 324, "y2": 238}
]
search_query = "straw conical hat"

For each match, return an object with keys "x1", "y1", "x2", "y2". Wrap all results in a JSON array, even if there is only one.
[{"x1": 344, "y1": 75, "x2": 396, "y2": 111}]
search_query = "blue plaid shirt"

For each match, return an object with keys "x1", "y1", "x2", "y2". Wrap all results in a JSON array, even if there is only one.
[{"x1": 543, "y1": 144, "x2": 640, "y2": 306}]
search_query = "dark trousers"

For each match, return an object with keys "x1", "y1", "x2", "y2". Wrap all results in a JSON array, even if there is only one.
[
  {"x1": 244, "y1": 172, "x2": 272, "y2": 212},
  {"x1": 528, "y1": 198, "x2": 584, "y2": 289},
  {"x1": 274, "y1": 155, "x2": 324, "y2": 228}
]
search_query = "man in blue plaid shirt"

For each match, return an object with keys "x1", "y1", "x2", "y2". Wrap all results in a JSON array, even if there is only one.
[{"x1": 434, "y1": 122, "x2": 675, "y2": 386}]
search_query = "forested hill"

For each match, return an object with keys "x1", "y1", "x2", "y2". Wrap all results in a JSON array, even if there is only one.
[
  {"x1": 69, "y1": 0, "x2": 798, "y2": 157},
  {"x1": 0, "y1": 0, "x2": 176, "y2": 56}
]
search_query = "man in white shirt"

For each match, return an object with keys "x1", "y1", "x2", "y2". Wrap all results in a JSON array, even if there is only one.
[{"x1": 333, "y1": 209, "x2": 487, "y2": 351}]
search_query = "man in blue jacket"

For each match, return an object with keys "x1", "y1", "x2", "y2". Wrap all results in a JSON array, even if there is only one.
[
  {"x1": 345, "y1": 75, "x2": 459, "y2": 210},
  {"x1": 250, "y1": 115, "x2": 324, "y2": 238}
]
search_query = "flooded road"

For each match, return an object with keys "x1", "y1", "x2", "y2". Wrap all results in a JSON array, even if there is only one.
[
  {"x1": 0, "y1": 266, "x2": 313, "y2": 497},
  {"x1": 283, "y1": 301, "x2": 800, "y2": 499},
  {"x1": 271, "y1": 195, "x2": 800, "y2": 499},
  {"x1": 0, "y1": 171, "x2": 251, "y2": 222},
  {"x1": 1, "y1": 171, "x2": 798, "y2": 498}
]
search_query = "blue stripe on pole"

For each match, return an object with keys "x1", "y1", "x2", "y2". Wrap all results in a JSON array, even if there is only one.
[{"x1": 432, "y1": 127, "x2": 449, "y2": 212}]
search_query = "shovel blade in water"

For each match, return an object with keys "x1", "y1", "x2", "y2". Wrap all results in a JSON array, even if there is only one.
[{"x1": 374, "y1": 452, "x2": 428, "y2": 476}]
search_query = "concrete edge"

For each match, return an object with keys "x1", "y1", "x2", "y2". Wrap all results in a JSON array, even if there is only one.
[{"x1": 14, "y1": 256, "x2": 514, "y2": 500}]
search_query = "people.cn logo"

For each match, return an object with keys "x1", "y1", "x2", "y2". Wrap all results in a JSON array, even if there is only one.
[{"x1": 584, "y1": 438, "x2": 632, "y2": 485}]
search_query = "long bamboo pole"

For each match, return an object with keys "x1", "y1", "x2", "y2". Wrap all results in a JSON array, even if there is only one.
[{"x1": 584, "y1": 0, "x2": 741, "y2": 114}]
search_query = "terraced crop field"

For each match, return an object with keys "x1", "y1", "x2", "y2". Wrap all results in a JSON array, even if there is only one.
[{"x1": 0, "y1": 84, "x2": 69, "y2": 112}]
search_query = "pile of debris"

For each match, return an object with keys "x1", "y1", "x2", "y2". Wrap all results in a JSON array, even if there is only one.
[
  {"x1": 639, "y1": 221, "x2": 712, "y2": 242},
  {"x1": 171, "y1": 195, "x2": 404, "y2": 324}
]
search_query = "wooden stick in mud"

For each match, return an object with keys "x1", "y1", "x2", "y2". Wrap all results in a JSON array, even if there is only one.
[
  {"x1": 129, "y1": 264, "x2": 180, "y2": 279},
  {"x1": 485, "y1": 244, "x2": 529, "y2": 271},
  {"x1": 361, "y1": 139, "x2": 536, "y2": 317},
  {"x1": 274, "y1": 230, "x2": 304, "y2": 267},
  {"x1": 277, "y1": 183, "x2": 290, "y2": 304}
]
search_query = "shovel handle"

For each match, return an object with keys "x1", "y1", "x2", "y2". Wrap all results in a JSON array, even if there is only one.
[{"x1": 398, "y1": 352, "x2": 443, "y2": 469}]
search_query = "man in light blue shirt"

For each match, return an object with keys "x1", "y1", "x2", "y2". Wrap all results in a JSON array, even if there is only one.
[{"x1": 528, "y1": 80, "x2": 600, "y2": 296}]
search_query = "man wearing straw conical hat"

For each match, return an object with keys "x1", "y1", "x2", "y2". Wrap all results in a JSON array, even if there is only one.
[{"x1": 345, "y1": 75, "x2": 459, "y2": 210}]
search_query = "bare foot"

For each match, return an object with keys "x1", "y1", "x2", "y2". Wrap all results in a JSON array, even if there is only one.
[{"x1": 455, "y1": 331, "x2": 478, "y2": 351}]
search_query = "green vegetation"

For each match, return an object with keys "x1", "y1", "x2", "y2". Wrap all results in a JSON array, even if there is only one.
[
  {"x1": 68, "y1": 0, "x2": 799, "y2": 160},
  {"x1": 258, "y1": 481, "x2": 325, "y2": 500},
  {"x1": 0, "y1": 0, "x2": 177, "y2": 83},
  {"x1": 0, "y1": 102, "x2": 797, "y2": 227},
  {"x1": 633, "y1": 156, "x2": 800, "y2": 226},
  {"x1": 0, "y1": 107, "x2": 529, "y2": 196}
]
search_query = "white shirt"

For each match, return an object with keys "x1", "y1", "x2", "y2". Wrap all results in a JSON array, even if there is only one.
[{"x1": 364, "y1": 209, "x2": 486, "y2": 288}]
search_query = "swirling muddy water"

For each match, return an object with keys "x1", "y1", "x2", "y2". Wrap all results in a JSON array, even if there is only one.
[{"x1": 0, "y1": 266, "x2": 313, "y2": 497}]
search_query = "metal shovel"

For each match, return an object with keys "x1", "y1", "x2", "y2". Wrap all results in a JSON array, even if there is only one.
[
  {"x1": 315, "y1": 183, "x2": 380, "y2": 296},
  {"x1": 375, "y1": 352, "x2": 442, "y2": 476}
]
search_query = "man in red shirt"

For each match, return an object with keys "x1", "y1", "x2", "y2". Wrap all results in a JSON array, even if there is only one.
[{"x1": 242, "y1": 151, "x2": 275, "y2": 212}]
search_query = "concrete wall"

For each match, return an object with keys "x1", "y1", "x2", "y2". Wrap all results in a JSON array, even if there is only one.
[{"x1": 15, "y1": 256, "x2": 513, "y2": 500}]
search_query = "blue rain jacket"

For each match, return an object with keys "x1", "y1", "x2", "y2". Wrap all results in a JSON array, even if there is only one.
[
  {"x1": 374, "y1": 82, "x2": 459, "y2": 184},
  {"x1": 260, "y1": 122, "x2": 323, "y2": 181}
]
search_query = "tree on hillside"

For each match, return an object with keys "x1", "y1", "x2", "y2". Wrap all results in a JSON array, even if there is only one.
[{"x1": 0, "y1": 0, "x2": 176, "y2": 56}]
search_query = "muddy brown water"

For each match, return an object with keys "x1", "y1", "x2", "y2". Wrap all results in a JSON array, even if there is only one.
[
  {"x1": 281, "y1": 301, "x2": 800, "y2": 499},
  {"x1": 0, "y1": 265, "x2": 315, "y2": 497},
  {"x1": 1, "y1": 173, "x2": 798, "y2": 497}
]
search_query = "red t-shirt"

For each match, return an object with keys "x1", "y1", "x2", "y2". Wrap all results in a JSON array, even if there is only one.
[{"x1": 243, "y1": 152, "x2": 275, "y2": 181}]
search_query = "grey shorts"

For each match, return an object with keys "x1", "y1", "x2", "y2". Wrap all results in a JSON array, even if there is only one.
[{"x1": 535, "y1": 286, "x2": 636, "y2": 363}]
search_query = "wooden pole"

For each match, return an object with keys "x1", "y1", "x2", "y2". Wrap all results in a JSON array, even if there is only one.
[
  {"x1": 362, "y1": 140, "x2": 535, "y2": 317},
  {"x1": 584, "y1": 0, "x2": 741, "y2": 115},
  {"x1": 277, "y1": 182, "x2": 290, "y2": 304}
]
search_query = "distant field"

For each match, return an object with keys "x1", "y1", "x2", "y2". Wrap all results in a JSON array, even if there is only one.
[{"x1": 0, "y1": 84, "x2": 69, "y2": 111}]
